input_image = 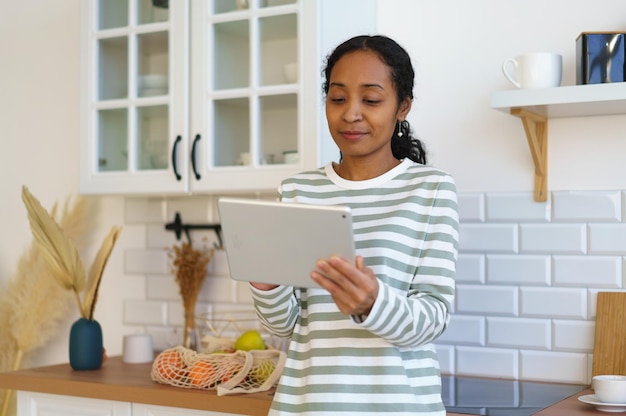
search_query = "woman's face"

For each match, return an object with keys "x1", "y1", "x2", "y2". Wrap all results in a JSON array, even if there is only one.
[{"x1": 325, "y1": 50, "x2": 411, "y2": 162}]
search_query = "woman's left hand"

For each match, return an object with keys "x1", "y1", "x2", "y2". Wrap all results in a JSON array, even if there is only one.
[{"x1": 311, "y1": 255, "x2": 379, "y2": 316}]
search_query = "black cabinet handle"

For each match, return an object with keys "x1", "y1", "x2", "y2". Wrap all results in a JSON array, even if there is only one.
[
  {"x1": 171, "y1": 135, "x2": 182, "y2": 181},
  {"x1": 191, "y1": 134, "x2": 201, "y2": 180}
]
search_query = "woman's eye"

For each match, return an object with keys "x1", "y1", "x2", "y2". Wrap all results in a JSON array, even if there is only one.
[
  {"x1": 329, "y1": 97, "x2": 345, "y2": 103},
  {"x1": 364, "y1": 99, "x2": 381, "y2": 105}
]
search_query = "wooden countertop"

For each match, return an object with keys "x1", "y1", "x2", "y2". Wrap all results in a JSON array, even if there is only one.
[
  {"x1": 0, "y1": 356, "x2": 273, "y2": 415},
  {"x1": 534, "y1": 389, "x2": 607, "y2": 415},
  {"x1": 0, "y1": 358, "x2": 606, "y2": 415}
]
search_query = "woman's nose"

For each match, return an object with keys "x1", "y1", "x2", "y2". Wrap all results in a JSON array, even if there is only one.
[{"x1": 343, "y1": 101, "x2": 363, "y2": 122}]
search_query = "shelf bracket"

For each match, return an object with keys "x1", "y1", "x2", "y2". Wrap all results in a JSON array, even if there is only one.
[{"x1": 510, "y1": 108, "x2": 548, "y2": 202}]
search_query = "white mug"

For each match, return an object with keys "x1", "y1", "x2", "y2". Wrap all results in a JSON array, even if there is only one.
[
  {"x1": 122, "y1": 334, "x2": 154, "y2": 364},
  {"x1": 502, "y1": 52, "x2": 562, "y2": 89}
]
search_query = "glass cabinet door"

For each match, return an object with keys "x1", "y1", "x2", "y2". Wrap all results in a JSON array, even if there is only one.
[
  {"x1": 81, "y1": 0, "x2": 189, "y2": 194},
  {"x1": 211, "y1": 1, "x2": 298, "y2": 168},
  {"x1": 81, "y1": 0, "x2": 376, "y2": 195},
  {"x1": 258, "y1": 12, "x2": 298, "y2": 165},
  {"x1": 190, "y1": 0, "x2": 301, "y2": 191}
]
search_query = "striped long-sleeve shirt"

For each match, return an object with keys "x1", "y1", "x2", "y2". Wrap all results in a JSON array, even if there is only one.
[{"x1": 251, "y1": 159, "x2": 459, "y2": 415}]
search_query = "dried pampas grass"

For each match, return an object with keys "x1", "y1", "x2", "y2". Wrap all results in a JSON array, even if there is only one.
[
  {"x1": 21, "y1": 186, "x2": 121, "y2": 320},
  {"x1": 0, "y1": 194, "x2": 94, "y2": 416}
]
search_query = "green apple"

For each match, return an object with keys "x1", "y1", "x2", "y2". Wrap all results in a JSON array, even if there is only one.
[
  {"x1": 249, "y1": 360, "x2": 276, "y2": 384},
  {"x1": 234, "y1": 330, "x2": 266, "y2": 351}
]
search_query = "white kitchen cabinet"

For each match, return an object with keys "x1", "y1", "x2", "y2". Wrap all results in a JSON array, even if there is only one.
[
  {"x1": 16, "y1": 392, "x2": 242, "y2": 416},
  {"x1": 80, "y1": 0, "x2": 377, "y2": 195},
  {"x1": 17, "y1": 391, "x2": 131, "y2": 416},
  {"x1": 133, "y1": 403, "x2": 240, "y2": 416}
]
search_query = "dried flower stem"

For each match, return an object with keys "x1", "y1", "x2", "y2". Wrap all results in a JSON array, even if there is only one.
[{"x1": 169, "y1": 242, "x2": 213, "y2": 349}]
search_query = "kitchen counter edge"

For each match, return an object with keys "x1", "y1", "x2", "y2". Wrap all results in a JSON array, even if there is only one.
[
  {"x1": 0, "y1": 357, "x2": 598, "y2": 415},
  {"x1": 0, "y1": 356, "x2": 273, "y2": 415}
]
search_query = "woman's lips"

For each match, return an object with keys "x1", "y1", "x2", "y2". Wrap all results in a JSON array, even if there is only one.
[{"x1": 340, "y1": 130, "x2": 366, "y2": 141}]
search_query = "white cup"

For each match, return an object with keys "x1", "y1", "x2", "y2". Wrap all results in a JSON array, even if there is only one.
[
  {"x1": 593, "y1": 375, "x2": 626, "y2": 403},
  {"x1": 122, "y1": 334, "x2": 154, "y2": 364},
  {"x1": 502, "y1": 52, "x2": 562, "y2": 89}
]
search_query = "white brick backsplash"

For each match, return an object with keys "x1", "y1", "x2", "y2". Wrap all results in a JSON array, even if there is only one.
[
  {"x1": 119, "y1": 190, "x2": 626, "y2": 386},
  {"x1": 456, "y1": 285, "x2": 518, "y2": 316},
  {"x1": 552, "y1": 191, "x2": 621, "y2": 222},
  {"x1": 235, "y1": 281, "x2": 255, "y2": 304},
  {"x1": 487, "y1": 317, "x2": 550, "y2": 349},
  {"x1": 125, "y1": 249, "x2": 170, "y2": 274},
  {"x1": 456, "y1": 254, "x2": 485, "y2": 283},
  {"x1": 167, "y1": 301, "x2": 212, "y2": 326},
  {"x1": 434, "y1": 344, "x2": 455, "y2": 374},
  {"x1": 124, "y1": 300, "x2": 167, "y2": 325},
  {"x1": 552, "y1": 320, "x2": 595, "y2": 352},
  {"x1": 589, "y1": 223, "x2": 626, "y2": 254},
  {"x1": 208, "y1": 249, "x2": 230, "y2": 276},
  {"x1": 520, "y1": 287, "x2": 587, "y2": 319},
  {"x1": 588, "y1": 289, "x2": 624, "y2": 318},
  {"x1": 487, "y1": 255, "x2": 550, "y2": 285},
  {"x1": 117, "y1": 224, "x2": 148, "y2": 249},
  {"x1": 437, "y1": 315, "x2": 485, "y2": 345},
  {"x1": 166, "y1": 196, "x2": 211, "y2": 222},
  {"x1": 553, "y1": 256, "x2": 621, "y2": 287},
  {"x1": 520, "y1": 223, "x2": 586, "y2": 254},
  {"x1": 147, "y1": 326, "x2": 183, "y2": 351},
  {"x1": 207, "y1": 302, "x2": 256, "y2": 315},
  {"x1": 125, "y1": 197, "x2": 165, "y2": 223},
  {"x1": 520, "y1": 350, "x2": 587, "y2": 384},
  {"x1": 456, "y1": 346, "x2": 519, "y2": 379},
  {"x1": 486, "y1": 192, "x2": 550, "y2": 222},
  {"x1": 146, "y1": 224, "x2": 179, "y2": 250},
  {"x1": 457, "y1": 193, "x2": 484, "y2": 222},
  {"x1": 146, "y1": 275, "x2": 180, "y2": 300},
  {"x1": 198, "y1": 275, "x2": 238, "y2": 304},
  {"x1": 459, "y1": 224, "x2": 518, "y2": 253}
]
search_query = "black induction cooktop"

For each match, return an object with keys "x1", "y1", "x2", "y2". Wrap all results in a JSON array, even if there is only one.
[{"x1": 442, "y1": 375, "x2": 588, "y2": 415}]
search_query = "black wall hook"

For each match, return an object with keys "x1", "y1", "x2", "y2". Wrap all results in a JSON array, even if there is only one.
[{"x1": 165, "y1": 212, "x2": 223, "y2": 248}]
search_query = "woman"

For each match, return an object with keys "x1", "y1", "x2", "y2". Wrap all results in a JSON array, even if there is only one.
[{"x1": 251, "y1": 35, "x2": 459, "y2": 415}]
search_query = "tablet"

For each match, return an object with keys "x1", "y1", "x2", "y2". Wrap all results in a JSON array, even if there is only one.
[{"x1": 217, "y1": 197, "x2": 355, "y2": 288}]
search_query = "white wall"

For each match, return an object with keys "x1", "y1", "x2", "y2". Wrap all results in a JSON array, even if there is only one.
[
  {"x1": 0, "y1": 1, "x2": 83, "y2": 367},
  {"x1": 0, "y1": 0, "x2": 131, "y2": 368},
  {"x1": 2, "y1": 0, "x2": 626, "y2": 379},
  {"x1": 379, "y1": 0, "x2": 626, "y2": 193}
]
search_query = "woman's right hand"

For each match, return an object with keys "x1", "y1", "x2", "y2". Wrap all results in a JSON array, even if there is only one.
[{"x1": 250, "y1": 282, "x2": 279, "y2": 291}]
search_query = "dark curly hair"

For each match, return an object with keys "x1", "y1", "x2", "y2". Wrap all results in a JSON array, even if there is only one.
[{"x1": 322, "y1": 35, "x2": 427, "y2": 165}]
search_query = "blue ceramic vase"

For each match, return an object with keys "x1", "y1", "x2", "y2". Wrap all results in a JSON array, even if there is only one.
[{"x1": 69, "y1": 318, "x2": 103, "y2": 370}]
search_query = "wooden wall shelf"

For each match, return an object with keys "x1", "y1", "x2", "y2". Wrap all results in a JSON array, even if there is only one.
[{"x1": 491, "y1": 82, "x2": 626, "y2": 202}]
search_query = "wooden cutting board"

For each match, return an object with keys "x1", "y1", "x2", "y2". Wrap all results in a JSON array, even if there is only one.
[{"x1": 592, "y1": 292, "x2": 626, "y2": 376}]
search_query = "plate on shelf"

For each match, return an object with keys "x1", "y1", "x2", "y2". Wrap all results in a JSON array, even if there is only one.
[{"x1": 579, "y1": 394, "x2": 626, "y2": 412}]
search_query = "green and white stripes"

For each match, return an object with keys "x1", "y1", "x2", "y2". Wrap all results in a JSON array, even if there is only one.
[{"x1": 252, "y1": 159, "x2": 459, "y2": 415}]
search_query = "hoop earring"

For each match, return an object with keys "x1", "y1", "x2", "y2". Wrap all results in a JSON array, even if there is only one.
[{"x1": 397, "y1": 121, "x2": 403, "y2": 138}]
